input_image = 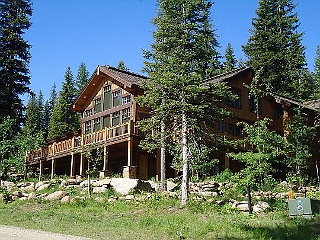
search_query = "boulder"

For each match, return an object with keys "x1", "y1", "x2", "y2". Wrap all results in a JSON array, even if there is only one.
[
  {"x1": 199, "y1": 191, "x2": 219, "y2": 197},
  {"x1": 3, "y1": 181, "x2": 15, "y2": 190},
  {"x1": 27, "y1": 192, "x2": 36, "y2": 200},
  {"x1": 22, "y1": 183, "x2": 35, "y2": 192},
  {"x1": 44, "y1": 191, "x2": 68, "y2": 201},
  {"x1": 93, "y1": 186, "x2": 107, "y2": 194},
  {"x1": 166, "y1": 181, "x2": 179, "y2": 192},
  {"x1": 253, "y1": 201, "x2": 269, "y2": 213},
  {"x1": 67, "y1": 178, "x2": 78, "y2": 185},
  {"x1": 59, "y1": 179, "x2": 67, "y2": 188},
  {"x1": 12, "y1": 191, "x2": 23, "y2": 197},
  {"x1": 237, "y1": 203, "x2": 250, "y2": 212},
  {"x1": 36, "y1": 184, "x2": 50, "y2": 192},
  {"x1": 110, "y1": 178, "x2": 153, "y2": 195},
  {"x1": 35, "y1": 181, "x2": 48, "y2": 190},
  {"x1": 61, "y1": 196, "x2": 70, "y2": 204},
  {"x1": 125, "y1": 195, "x2": 135, "y2": 200}
]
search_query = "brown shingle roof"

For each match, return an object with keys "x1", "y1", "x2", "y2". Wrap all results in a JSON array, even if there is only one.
[
  {"x1": 100, "y1": 65, "x2": 147, "y2": 87},
  {"x1": 202, "y1": 67, "x2": 253, "y2": 86}
]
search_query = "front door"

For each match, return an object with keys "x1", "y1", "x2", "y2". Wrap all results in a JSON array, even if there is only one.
[{"x1": 139, "y1": 155, "x2": 148, "y2": 180}]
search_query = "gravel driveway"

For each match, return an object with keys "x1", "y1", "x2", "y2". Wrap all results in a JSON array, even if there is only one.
[{"x1": 0, "y1": 225, "x2": 92, "y2": 240}]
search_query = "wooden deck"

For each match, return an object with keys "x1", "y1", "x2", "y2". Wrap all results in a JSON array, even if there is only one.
[{"x1": 25, "y1": 121, "x2": 135, "y2": 166}]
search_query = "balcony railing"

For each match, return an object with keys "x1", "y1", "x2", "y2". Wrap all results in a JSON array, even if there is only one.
[{"x1": 26, "y1": 121, "x2": 134, "y2": 165}]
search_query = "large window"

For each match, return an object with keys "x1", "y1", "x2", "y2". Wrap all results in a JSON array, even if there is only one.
[
  {"x1": 112, "y1": 111, "x2": 120, "y2": 126},
  {"x1": 219, "y1": 122, "x2": 226, "y2": 133},
  {"x1": 93, "y1": 118, "x2": 101, "y2": 132},
  {"x1": 103, "y1": 115, "x2": 110, "y2": 128},
  {"x1": 122, "y1": 107, "x2": 131, "y2": 123},
  {"x1": 228, "y1": 87, "x2": 241, "y2": 109},
  {"x1": 275, "y1": 105, "x2": 283, "y2": 119},
  {"x1": 113, "y1": 90, "x2": 121, "y2": 107},
  {"x1": 229, "y1": 124, "x2": 242, "y2": 137},
  {"x1": 249, "y1": 96, "x2": 262, "y2": 115},
  {"x1": 94, "y1": 97, "x2": 102, "y2": 114},
  {"x1": 122, "y1": 95, "x2": 131, "y2": 105},
  {"x1": 85, "y1": 120, "x2": 92, "y2": 134},
  {"x1": 103, "y1": 85, "x2": 111, "y2": 111}
]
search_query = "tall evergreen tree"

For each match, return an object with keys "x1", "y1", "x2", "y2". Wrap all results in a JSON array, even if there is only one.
[
  {"x1": 48, "y1": 67, "x2": 79, "y2": 139},
  {"x1": 24, "y1": 94, "x2": 38, "y2": 136},
  {"x1": 223, "y1": 43, "x2": 237, "y2": 72},
  {"x1": 117, "y1": 61, "x2": 129, "y2": 71},
  {"x1": 243, "y1": 0, "x2": 308, "y2": 99},
  {"x1": 314, "y1": 45, "x2": 320, "y2": 97},
  {"x1": 138, "y1": 0, "x2": 231, "y2": 205},
  {"x1": 48, "y1": 83, "x2": 57, "y2": 115},
  {"x1": 0, "y1": 0, "x2": 32, "y2": 127},
  {"x1": 75, "y1": 62, "x2": 89, "y2": 97}
]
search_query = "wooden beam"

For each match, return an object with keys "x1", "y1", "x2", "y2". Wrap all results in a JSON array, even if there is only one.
[
  {"x1": 70, "y1": 153, "x2": 75, "y2": 178},
  {"x1": 51, "y1": 158, "x2": 56, "y2": 179},
  {"x1": 80, "y1": 153, "x2": 85, "y2": 176},
  {"x1": 103, "y1": 146, "x2": 109, "y2": 171},
  {"x1": 127, "y1": 137, "x2": 133, "y2": 166}
]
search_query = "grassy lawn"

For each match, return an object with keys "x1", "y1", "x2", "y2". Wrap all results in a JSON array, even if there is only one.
[{"x1": 1, "y1": 195, "x2": 320, "y2": 240}]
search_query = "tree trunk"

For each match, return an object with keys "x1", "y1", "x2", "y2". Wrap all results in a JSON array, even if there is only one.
[
  {"x1": 160, "y1": 118, "x2": 166, "y2": 191},
  {"x1": 181, "y1": 111, "x2": 189, "y2": 206}
]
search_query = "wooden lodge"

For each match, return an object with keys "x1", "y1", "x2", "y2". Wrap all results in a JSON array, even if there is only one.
[{"x1": 25, "y1": 66, "x2": 320, "y2": 179}]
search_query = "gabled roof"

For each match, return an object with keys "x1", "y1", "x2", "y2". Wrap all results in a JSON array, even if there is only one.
[
  {"x1": 202, "y1": 67, "x2": 254, "y2": 86},
  {"x1": 274, "y1": 94, "x2": 319, "y2": 112},
  {"x1": 73, "y1": 65, "x2": 147, "y2": 112}
]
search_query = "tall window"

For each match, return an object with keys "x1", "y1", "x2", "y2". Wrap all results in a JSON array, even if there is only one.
[
  {"x1": 85, "y1": 120, "x2": 92, "y2": 134},
  {"x1": 122, "y1": 95, "x2": 131, "y2": 104},
  {"x1": 122, "y1": 107, "x2": 131, "y2": 123},
  {"x1": 229, "y1": 125, "x2": 242, "y2": 137},
  {"x1": 94, "y1": 97, "x2": 102, "y2": 114},
  {"x1": 113, "y1": 90, "x2": 121, "y2": 107},
  {"x1": 103, "y1": 85, "x2": 111, "y2": 110},
  {"x1": 103, "y1": 115, "x2": 110, "y2": 128},
  {"x1": 228, "y1": 87, "x2": 241, "y2": 109},
  {"x1": 112, "y1": 111, "x2": 120, "y2": 126},
  {"x1": 219, "y1": 122, "x2": 226, "y2": 133},
  {"x1": 249, "y1": 95, "x2": 262, "y2": 115},
  {"x1": 93, "y1": 118, "x2": 101, "y2": 132},
  {"x1": 275, "y1": 105, "x2": 283, "y2": 119}
]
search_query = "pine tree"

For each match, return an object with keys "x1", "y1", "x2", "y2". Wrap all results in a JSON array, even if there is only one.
[
  {"x1": 117, "y1": 61, "x2": 129, "y2": 71},
  {"x1": 0, "y1": 0, "x2": 32, "y2": 127},
  {"x1": 138, "y1": 0, "x2": 230, "y2": 205},
  {"x1": 24, "y1": 94, "x2": 38, "y2": 136},
  {"x1": 223, "y1": 43, "x2": 237, "y2": 72},
  {"x1": 75, "y1": 62, "x2": 89, "y2": 97},
  {"x1": 48, "y1": 67, "x2": 79, "y2": 139},
  {"x1": 314, "y1": 45, "x2": 320, "y2": 97},
  {"x1": 243, "y1": 0, "x2": 308, "y2": 99},
  {"x1": 48, "y1": 83, "x2": 58, "y2": 115}
]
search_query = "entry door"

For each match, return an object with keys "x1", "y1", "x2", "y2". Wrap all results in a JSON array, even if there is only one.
[{"x1": 139, "y1": 155, "x2": 148, "y2": 180}]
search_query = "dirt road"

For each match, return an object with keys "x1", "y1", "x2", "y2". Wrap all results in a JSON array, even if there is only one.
[{"x1": 0, "y1": 225, "x2": 91, "y2": 240}]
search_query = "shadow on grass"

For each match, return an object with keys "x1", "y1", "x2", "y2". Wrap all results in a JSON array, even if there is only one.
[{"x1": 240, "y1": 217, "x2": 320, "y2": 240}]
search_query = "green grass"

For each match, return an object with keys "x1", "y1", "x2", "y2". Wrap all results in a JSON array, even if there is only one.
[{"x1": 1, "y1": 195, "x2": 320, "y2": 239}]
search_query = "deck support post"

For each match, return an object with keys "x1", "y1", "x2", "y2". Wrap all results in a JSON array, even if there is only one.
[
  {"x1": 80, "y1": 153, "x2": 85, "y2": 176},
  {"x1": 127, "y1": 137, "x2": 133, "y2": 167},
  {"x1": 70, "y1": 153, "x2": 75, "y2": 178},
  {"x1": 103, "y1": 146, "x2": 109, "y2": 171},
  {"x1": 39, "y1": 160, "x2": 43, "y2": 180},
  {"x1": 51, "y1": 158, "x2": 56, "y2": 179}
]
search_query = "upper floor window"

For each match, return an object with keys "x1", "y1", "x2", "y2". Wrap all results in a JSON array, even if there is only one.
[
  {"x1": 219, "y1": 122, "x2": 226, "y2": 133},
  {"x1": 103, "y1": 85, "x2": 111, "y2": 111},
  {"x1": 112, "y1": 111, "x2": 120, "y2": 126},
  {"x1": 122, "y1": 95, "x2": 131, "y2": 105},
  {"x1": 275, "y1": 105, "x2": 283, "y2": 119},
  {"x1": 228, "y1": 87, "x2": 241, "y2": 109},
  {"x1": 122, "y1": 107, "x2": 131, "y2": 123},
  {"x1": 249, "y1": 96, "x2": 262, "y2": 115},
  {"x1": 85, "y1": 120, "x2": 91, "y2": 134},
  {"x1": 113, "y1": 90, "x2": 121, "y2": 107},
  {"x1": 229, "y1": 125, "x2": 242, "y2": 137},
  {"x1": 94, "y1": 97, "x2": 102, "y2": 114},
  {"x1": 84, "y1": 109, "x2": 92, "y2": 118},
  {"x1": 93, "y1": 117, "x2": 101, "y2": 132}
]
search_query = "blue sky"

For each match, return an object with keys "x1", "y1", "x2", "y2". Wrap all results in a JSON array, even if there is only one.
[{"x1": 25, "y1": 0, "x2": 320, "y2": 101}]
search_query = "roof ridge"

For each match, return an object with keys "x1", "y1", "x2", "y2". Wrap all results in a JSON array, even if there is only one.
[{"x1": 103, "y1": 65, "x2": 148, "y2": 79}]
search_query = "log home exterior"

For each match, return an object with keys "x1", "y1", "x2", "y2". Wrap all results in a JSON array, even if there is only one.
[
  {"x1": 25, "y1": 66, "x2": 320, "y2": 179},
  {"x1": 25, "y1": 65, "x2": 156, "y2": 179}
]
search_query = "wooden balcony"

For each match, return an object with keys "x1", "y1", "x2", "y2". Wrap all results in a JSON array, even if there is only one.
[{"x1": 26, "y1": 120, "x2": 136, "y2": 165}]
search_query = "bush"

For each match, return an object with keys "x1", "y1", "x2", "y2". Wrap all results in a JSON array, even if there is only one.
[{"x1": 214, "y1": 169, "x2": 233, "y2": 182}]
